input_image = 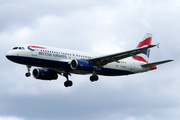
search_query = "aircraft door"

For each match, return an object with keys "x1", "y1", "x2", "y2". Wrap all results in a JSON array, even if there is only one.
[
  {"x1": 72, "y1": 53, "x2": 76, "y2": 59},
  {"x1": 130, "y1": 60, "x2": 134, "y2": 70},
  {"x1": 32, "y1": 48, "x2": 37, "y2": 56}
]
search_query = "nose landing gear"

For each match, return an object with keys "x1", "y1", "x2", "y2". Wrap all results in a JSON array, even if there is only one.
[{"x1": 25, "y1": 65, "x2": 31, "y2": 77}]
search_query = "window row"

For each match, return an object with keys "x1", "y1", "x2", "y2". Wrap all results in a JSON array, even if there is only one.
[{"x1": 40, "y1": 50, "x2": 93, "y2": 59}]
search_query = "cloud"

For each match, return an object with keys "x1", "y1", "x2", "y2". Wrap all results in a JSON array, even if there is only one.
[
  {"x1": 0, "y1": 116, "x2": 24, "y2": 120},
  {"x1": 1, "y1": 0, "x2": 180, "y2": 120}
]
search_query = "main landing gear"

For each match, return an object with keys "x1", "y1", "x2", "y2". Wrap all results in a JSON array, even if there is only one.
[
  {"x1": 25, "y1": 65, "x2": 31, "y2": 77},
  {"x1": 90, "y1": 71, "x2": 99, "y2": 82},
  {"x1": 63, "y1": 73, "x2": 73, "y2": 87},
  {"x1": 90, "y1": 74, "x2": 99, "y2": 82},
  {"x1": 63, "y1": 73, "x2": 99, "y2": 87},
  {"x1": 62, "y1": 73, "x2": 99, "y2": 87}
]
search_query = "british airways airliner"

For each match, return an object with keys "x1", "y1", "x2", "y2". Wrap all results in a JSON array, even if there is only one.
[{"x1": 6, "y1": 33, "x2": 173, "y2": 87}]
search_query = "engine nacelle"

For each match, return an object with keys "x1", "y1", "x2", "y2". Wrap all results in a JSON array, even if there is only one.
[
  {"x1": 33, "y1": 68, "x2": 58, "y2": 80},
  {"x1": 70, "y1": 59, "x2": 96, "y2": 71}
]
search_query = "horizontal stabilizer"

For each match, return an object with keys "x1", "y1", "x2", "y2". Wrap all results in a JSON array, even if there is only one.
[{"x1": 142, "y1": 60, "x2": 173, "y2": 67}]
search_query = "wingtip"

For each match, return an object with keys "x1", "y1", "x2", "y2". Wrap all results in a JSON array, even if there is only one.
[
  {"x1": 156, "y1": 43, "x2": 160, "y2": 48},
  {"x1": 169, "y1": 60, "x2": 174, "y2": 62}
]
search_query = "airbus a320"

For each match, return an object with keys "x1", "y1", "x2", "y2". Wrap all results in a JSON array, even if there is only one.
[{"x1": 6, "y1": 33, "x2": 173, "y2": 87}]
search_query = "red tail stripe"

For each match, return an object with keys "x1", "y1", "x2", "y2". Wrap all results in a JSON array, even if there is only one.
[
  {"x1": 132, "y1": 56, "x2": 148, "y2": 64},
  {"x1": 136, "y1": 37, "x2": 152, "y2": 48}
]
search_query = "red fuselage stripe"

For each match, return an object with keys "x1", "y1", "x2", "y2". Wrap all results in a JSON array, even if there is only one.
[
  {"x1": 132, "y1": 56, "x2": 148, "y2": 64},
  {"x1": 28, "y1": 46, "x2": 47, "y2": 49}
]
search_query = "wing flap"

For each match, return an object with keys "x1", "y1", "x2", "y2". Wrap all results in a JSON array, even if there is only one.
[{"x1": 141, "y1": 60, "x2": 173, "y2": 67}]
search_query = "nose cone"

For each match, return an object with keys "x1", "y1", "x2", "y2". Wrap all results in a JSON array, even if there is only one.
[
  {"x1": 6, "y1": 55, "x2": 12, "y2": 61},
  {"x1": 6, "y1": 51, "x2": 16, "y2": 61},
  {"x1": 6, "y1": 54, "x2": 10, "y2": 60}
]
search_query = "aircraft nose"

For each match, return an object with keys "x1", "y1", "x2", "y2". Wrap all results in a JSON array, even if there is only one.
[
  {"x1": 6, "y1": 50, "x2": 23, "y2": 64},
  {"x1": 6, "y1": 52, "x2": 11, "y2": 60},
  {"x1": 6, "y1": 55, "x2": 11, "y2": 61},
  {"x1": 6, "y1": 51, "x2": 14, "y2": 61},
  {"x1": 6, "y1": 54, "x2": 9, "y2": 59}
]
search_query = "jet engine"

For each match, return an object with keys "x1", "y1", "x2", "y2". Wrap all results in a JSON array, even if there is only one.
[
  {"x1": 33, "y1": 68, "x2": 58, "y2": 80},
  {"x1": 70, "y1": 59, "x2": 96, "y2": 71}
]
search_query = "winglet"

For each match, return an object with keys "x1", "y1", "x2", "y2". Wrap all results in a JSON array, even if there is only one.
[{"x1": 156, "y1": 43, "x2": 160, "y2": 48}]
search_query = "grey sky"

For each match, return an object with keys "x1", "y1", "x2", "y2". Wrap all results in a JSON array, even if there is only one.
[{"x1": 0, "y1": 0, "x2": 179, "y2": 120}]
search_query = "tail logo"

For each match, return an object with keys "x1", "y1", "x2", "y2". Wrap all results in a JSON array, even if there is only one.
[
  {"x1": 133, "y1": 35, "x2": 152, "y2": 63},
  {"x1": 136, "y1": 37, "x2": 152, "y2": 48}
]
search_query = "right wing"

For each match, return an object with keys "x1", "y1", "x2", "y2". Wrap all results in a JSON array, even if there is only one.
[{"x1": 89, "y1": 44, "x2": 157, "y2": 66}]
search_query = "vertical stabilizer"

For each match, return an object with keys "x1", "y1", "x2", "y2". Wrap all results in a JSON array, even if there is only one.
[{"x1": 133, "y1": 33, "x2": 153, "y2": 63}]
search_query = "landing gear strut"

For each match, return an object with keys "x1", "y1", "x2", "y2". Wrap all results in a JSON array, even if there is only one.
[
  {"x1": 63, "y1": 73, "x2": 73, "y2": 87},
  {"x1": 25, "y1": 65, "x2": 31, "y2": 77}
]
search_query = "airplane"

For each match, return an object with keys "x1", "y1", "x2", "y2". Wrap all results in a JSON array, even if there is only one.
[{"x1": 6, "y1": 33, "x2": 173, "y2": 87}]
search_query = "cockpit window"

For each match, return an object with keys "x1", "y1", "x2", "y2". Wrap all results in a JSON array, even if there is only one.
[
  {"x1": 12, "y1": 47, "x2": 25, "y2": 50},
  {"x1": 13, "y1": 47, "x2": 18, "y2": 50}
]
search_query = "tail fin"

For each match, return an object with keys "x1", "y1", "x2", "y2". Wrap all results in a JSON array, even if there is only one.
[{"x1": 133, "y1": 33, "x2": 153, "y2": 63}]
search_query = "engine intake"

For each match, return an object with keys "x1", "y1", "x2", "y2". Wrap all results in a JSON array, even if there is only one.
[
  {"x1": 70, "y1": 59, "x2": 96, "y2": 71},
  {"x1": 33, "y1": 68, "x2": 58, "y2": 80}
]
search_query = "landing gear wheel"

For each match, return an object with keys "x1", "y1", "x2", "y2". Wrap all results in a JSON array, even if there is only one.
[
  {"x1": 90, "y1": 75, "x2": 99, "y2": 82},
  {"x1": 25, "y1": 73, "x2": 31, "y2": 77},
  {"x1": 90, "y1": 76, "x2": 94, "y2": 82},
  {"x1": 64, "y1": 80, "x2": 73, "y2": 87}
]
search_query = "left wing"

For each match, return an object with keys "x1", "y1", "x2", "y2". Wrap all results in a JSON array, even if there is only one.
[{"x1": 89, "y1": 44, "x2": 157, "y2": 66}]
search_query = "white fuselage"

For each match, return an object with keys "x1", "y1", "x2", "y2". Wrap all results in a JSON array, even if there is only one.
[{"x1": 6, "y1": 45, "x2": 151, "y2": 76}]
